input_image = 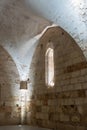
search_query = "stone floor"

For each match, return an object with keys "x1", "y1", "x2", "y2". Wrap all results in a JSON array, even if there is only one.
[{"x1": 0, "y1": 125, "x2": 51, "y2": 130}]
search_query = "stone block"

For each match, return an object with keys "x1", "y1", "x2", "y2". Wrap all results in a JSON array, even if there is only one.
[
  {"x1": 60, "y1": 114, "x2": 69, "y2": 122},
  {"x1": 71, "y1": 114, "x2": 80, "y2": 122}
]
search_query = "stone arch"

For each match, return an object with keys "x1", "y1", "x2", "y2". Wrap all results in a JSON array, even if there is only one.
[
  {"x1": 0, "y1": 45, "x2": 21, "y2": 125},
  {"x1": 32, "y1": 26, "x2": 87, "y2": 87},
  {"x1": 27, "y1": 26, "x2": 87, "y2": 129}
]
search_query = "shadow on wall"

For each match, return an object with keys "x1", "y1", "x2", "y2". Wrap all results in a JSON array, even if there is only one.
[
  {"x1": 27, "y1": 26, "x2": 87, "y2": 130},
  {"x1": 0, "y1": 45, "x2": 21, "y2": 125}
]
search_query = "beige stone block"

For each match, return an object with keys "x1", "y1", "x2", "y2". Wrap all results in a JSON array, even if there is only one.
[
  {"x1": 82, "y1": 82, "x2": 87, "y2": 89},
  {"x1": 76, "y1": 126, "x2": 86, "y2": 130},
  {"x1": 60, "y1": 114, "x2": 69, "y2": 122},
  {"x1": 53, "y1": 114, "x2": 60, "y2": 121},
  {"x1": 66, "y1": 84, "x2": 74, "y2": 91},
  {"x1": 55, "y1": 86, "x2": 62, "y2": 92},
  {"x1": 71, "y1": 78, "x2": 78, "y2": 84},
  {"x1": 75, "y1": 98, "x2": 87, "y2": 105},
  {"x1": 49, "y1": 106, "x2": 55, "y2": 113},
  {"x1": 77, "y1": 105, "x2": 83, "y2": 114},
  {"x1": 42, "y1": 106, "x2": 49, "y2": 113},
  {"x1": 56, "y1": 123, "x2": 76, "y2": 130},
  {"x1": 84, "y1": 74, "x2": 87, "y2": 81},
  {"x1": 71, "y1": 115, "x2": 80, "y2": 122},
  {"x1": 77, "y1": 76, "x2": 85, "y2": 83},
  {"x1": 36, "y1": 100, "x2": 42, "y2": 105},
  {"x1": 81, "y1": 69, "x2": 87, "y2": 76},
  {"x1": 0, "y1": 113, "x2": 5, "y2": 118},
  {"x1": 48, "y1": 99, "x2": 57, "y2": 106},
  {"x1": 74, "y1": 83, "x2": 82, "y2": 90},
  {"x1": 60, "y1": 99, "x2": 75, "y2": 105},
  {"x1": 71, "y1": 71, "x2": 81, "y2": 78},
  {"x1": 55, "y1": 105, "x2": 62, "y2": 113},
  {"x1": 36, "y1": 113, "x2": 41, "y2": 119},
  {"x1": 42, "y1": 113, "x2": 49, "y2": 120}
]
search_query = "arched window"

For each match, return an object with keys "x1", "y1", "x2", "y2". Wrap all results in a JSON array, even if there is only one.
[{"x1": 45, "y1": 47, "x2": 54, "y2": 87}]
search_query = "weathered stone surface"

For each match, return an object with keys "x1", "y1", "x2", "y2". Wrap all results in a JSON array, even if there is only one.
[
  {"x1": 26, "y1": 27, "x2": 87, "y2": 129},
  {"x1": 0, "y1": 24, "x2": 87, "y2": 129},
  {"x1": 0, "y1": 46, "x2": 20, "y2": 125}
]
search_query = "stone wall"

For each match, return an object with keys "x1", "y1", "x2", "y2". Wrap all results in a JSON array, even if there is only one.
[
  {"x1": 0, "y1": 46, "x2": 21, "y2": 125},
  {"x1": 26, "y1": 27, "x2": 87, "y2": 130}
]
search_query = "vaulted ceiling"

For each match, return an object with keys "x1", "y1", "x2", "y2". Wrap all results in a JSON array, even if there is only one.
[
  {"x1": 0, "y1": 0, "x2": 87, "y2": 80},
  {"x1": 0, "y1": 0, "x2": 51, "y2": 80},
  {"x1": 25, "y1": 0, "x2": 87, "y2": 50},
  {"x1": 0, "y1": 0, "x2": 50, "y2": 46}
]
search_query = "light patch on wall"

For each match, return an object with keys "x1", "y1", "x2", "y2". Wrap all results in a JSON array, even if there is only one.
[
  {"x1": 45, "y1": 47, "x2": 54, "y2": 87},
  {"x1": 20, "y1": 81, "x2": 28, "y2": 124},
  {"x1": 20, "y1": 89, "x2": 27, "y2": 124},
  {"x1": 19, "y1": 80, "x2": 33, "y2": 124}
]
